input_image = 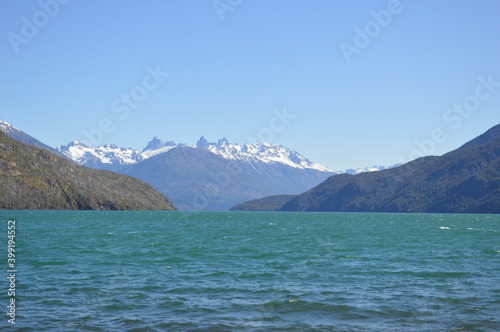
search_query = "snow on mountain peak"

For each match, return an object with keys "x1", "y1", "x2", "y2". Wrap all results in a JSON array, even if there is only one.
[
  {"x1": 69, "y1": 140, "x2": 87, "y2": 147},
  {"x1": 57, "y1": 141, "x2": 144, "y2": 165},
  {"x1": 4, "y1": 122, "x2": 391, "y2": 175},
  {"x1": 196, "y1": 138, "x2": 333, "y2": 172},
  {"x1": 0, "y1": 120, "x2": 20, "y2": 134},
  {"x1": 55, "y1": 135, "x2": 401, "y2": 175},
  {"x1": 57, "y1": 136, "x2": 334, "y2": 172},
  {"x1": 343, "y1": 164, "x2": 402, "y2": 175},
  {"x1": 217, "y1": 137, "x2": 229, "y2": 148},
  {"x1": 142, "y1": 137, "x2": 185, "y2": 158},
  {"x1": 143, "y1": 137, "x2": 172, "y2": 152}
]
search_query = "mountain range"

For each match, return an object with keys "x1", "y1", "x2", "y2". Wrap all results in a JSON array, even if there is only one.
[
  {"x1": 3, "y1": 119, "x2": 362, "y2": 211},
  {"x1": 57, "y1": 136, "x2": 332, "y2": 172},
  {"x1": 0, "y1": 130, "x2": 175, "y2": 210},
  {"x1": 55, "y1": 136, "x2": 402, "y2": 210},
  {"x1": 56, "y1": 136, "x2": 394, "y2": 174},
  {"x1": 4, "y1": 118, "x2": 497, "y2": 214},
  {"x1": 232, "y1": 124, "x2": 500, "y2": 214},
  {"x1": 57, "y1": 137, "x2": 336, "y2": 210}
]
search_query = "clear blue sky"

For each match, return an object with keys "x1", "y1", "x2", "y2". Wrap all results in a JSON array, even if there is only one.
[{"x1": 1, "y1": 0, "x2": 499, "y2": 170}]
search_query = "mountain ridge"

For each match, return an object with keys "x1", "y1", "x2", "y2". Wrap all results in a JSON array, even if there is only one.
[
  {"x1": 459, "y1": 123, "x2": 500, "y2": 150},
  {"x1": 231, "y1": 124, "x2": 500, "y2": 213},
  {"x1": 278, "y1": 125, "x2": 500, "y2": 214},
  {"x1": 0, "y1": 130, "x2": 176, "y2": 211},
  {"x1": 0, "y1": 120, "x2": 339, "y2": 211},
  {"x1": 57, "y1": 136, "x2": 400, "y2": 175},
  {"x1": 58, "y1": 136, "x2": 334, "y2": 173},
  {"x1": 56, "y1": 135, "x2": 340, "y2": 210},
  {"x1": 0, "y1": 120, "x2": 65, "y2": 158},
  {"x1": 230, "y1": 195, "x2": 297, "y2": 211}
]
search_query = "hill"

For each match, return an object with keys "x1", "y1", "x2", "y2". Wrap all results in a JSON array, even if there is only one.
[
  {"x1": 0, "y1": 131, "x2": 175, "y2": 210},
  {"x1": 0, "y1": 120, "x2": 65, "y2": 157},
  {"x1": 279, "y1": 125, "x2": 500, "y2": 214},
  {"x1": 229, "y1": 195, "x2": 297, "y2": 211}
]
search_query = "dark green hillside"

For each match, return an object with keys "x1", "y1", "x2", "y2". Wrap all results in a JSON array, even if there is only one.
[
  {"x1": 0, "y1": 131, "x2": 175, "y2": 210},
  {"x1": 230, "y1": 195, "x2": 297, "y2": 211},
  {"x1": 280, "y1": 125, "x2": 500, "y2": 214}
]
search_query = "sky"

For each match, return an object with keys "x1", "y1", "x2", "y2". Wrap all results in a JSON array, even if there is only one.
[{"x1": 1, "y1": 0, "x2": 499, "y2": 171}]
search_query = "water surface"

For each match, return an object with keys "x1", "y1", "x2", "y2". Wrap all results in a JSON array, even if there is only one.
[{"x1": 1, "y1": 211, "x2": 499, "y2": 331}]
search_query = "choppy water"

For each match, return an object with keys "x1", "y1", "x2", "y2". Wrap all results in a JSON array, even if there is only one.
[{"x1": 0, "y1": 211, "x2": 499, "y2": 331}]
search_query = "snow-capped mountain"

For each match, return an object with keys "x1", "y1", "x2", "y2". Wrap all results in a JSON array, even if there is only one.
[
  {"x1": 57, "y1": 136, "x2": 401, "y2": 175},
  {"x1": 57, "y1": 136, "x2": 333, "y2": 172},
  {"x1": 55, "y1": 136, "x2": 402, "y2": 211},
  {"x1": 0, "y1": 119, "x2": 19, "y2": 135},
  {"x1": 56, "y1": 137, "x2": 338, "y2": 210},
  {"x1": 1, "y1": 119, "x2": 65, "y2": 157},
  {"x1": 2, "y1": 120, "x2": 396, "y2": 211},
  {"x1": 142, "y1": 137, "x2": 187, "y2": 158},
  {"x1": 57, "y1": 141, "x2": 145, "y2": 166},
  {"x1": 195, "y1": 136, "x2": 332, "y2": 172},
  {"x1": 344, "y1": 164, "x2": 401, "y2": 175}
]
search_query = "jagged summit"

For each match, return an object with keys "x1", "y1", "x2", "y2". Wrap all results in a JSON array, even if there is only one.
[
  {"x1": 143, "y1": 137, "x2": 164, "y2": 151},
  {"x1": 196, "y1": 136, "x2": 210, "y2": 149},
  {"x1": 143, "y1": 137, "x2": 178, "y2": 152},
  {"x1": 217, "y1": 137, "x2": 229, "y2": 148},
  {"x1": 57, "y1": 136, "x2": 333, "y2": 172},
  {"x1": 57, "y1": 135, "x2": 399, "y2": 174},
  {"x1": 55, "y1": 133, "x2": 409, "y2": 176},
  {"x1": 67, "y1": 140, "x2": 87, "y2": 147},
  {"x1": 55, "y1": 135, "x2": 336, "y2": 210}
]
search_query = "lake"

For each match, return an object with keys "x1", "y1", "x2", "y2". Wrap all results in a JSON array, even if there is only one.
[{"x1": 1, "y1": 211, "x2": 499, "y2": 331}]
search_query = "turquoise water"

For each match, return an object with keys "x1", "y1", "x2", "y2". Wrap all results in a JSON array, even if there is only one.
[{"x1": 1, "y1": 211, "x2": 499, "y2": 331}]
